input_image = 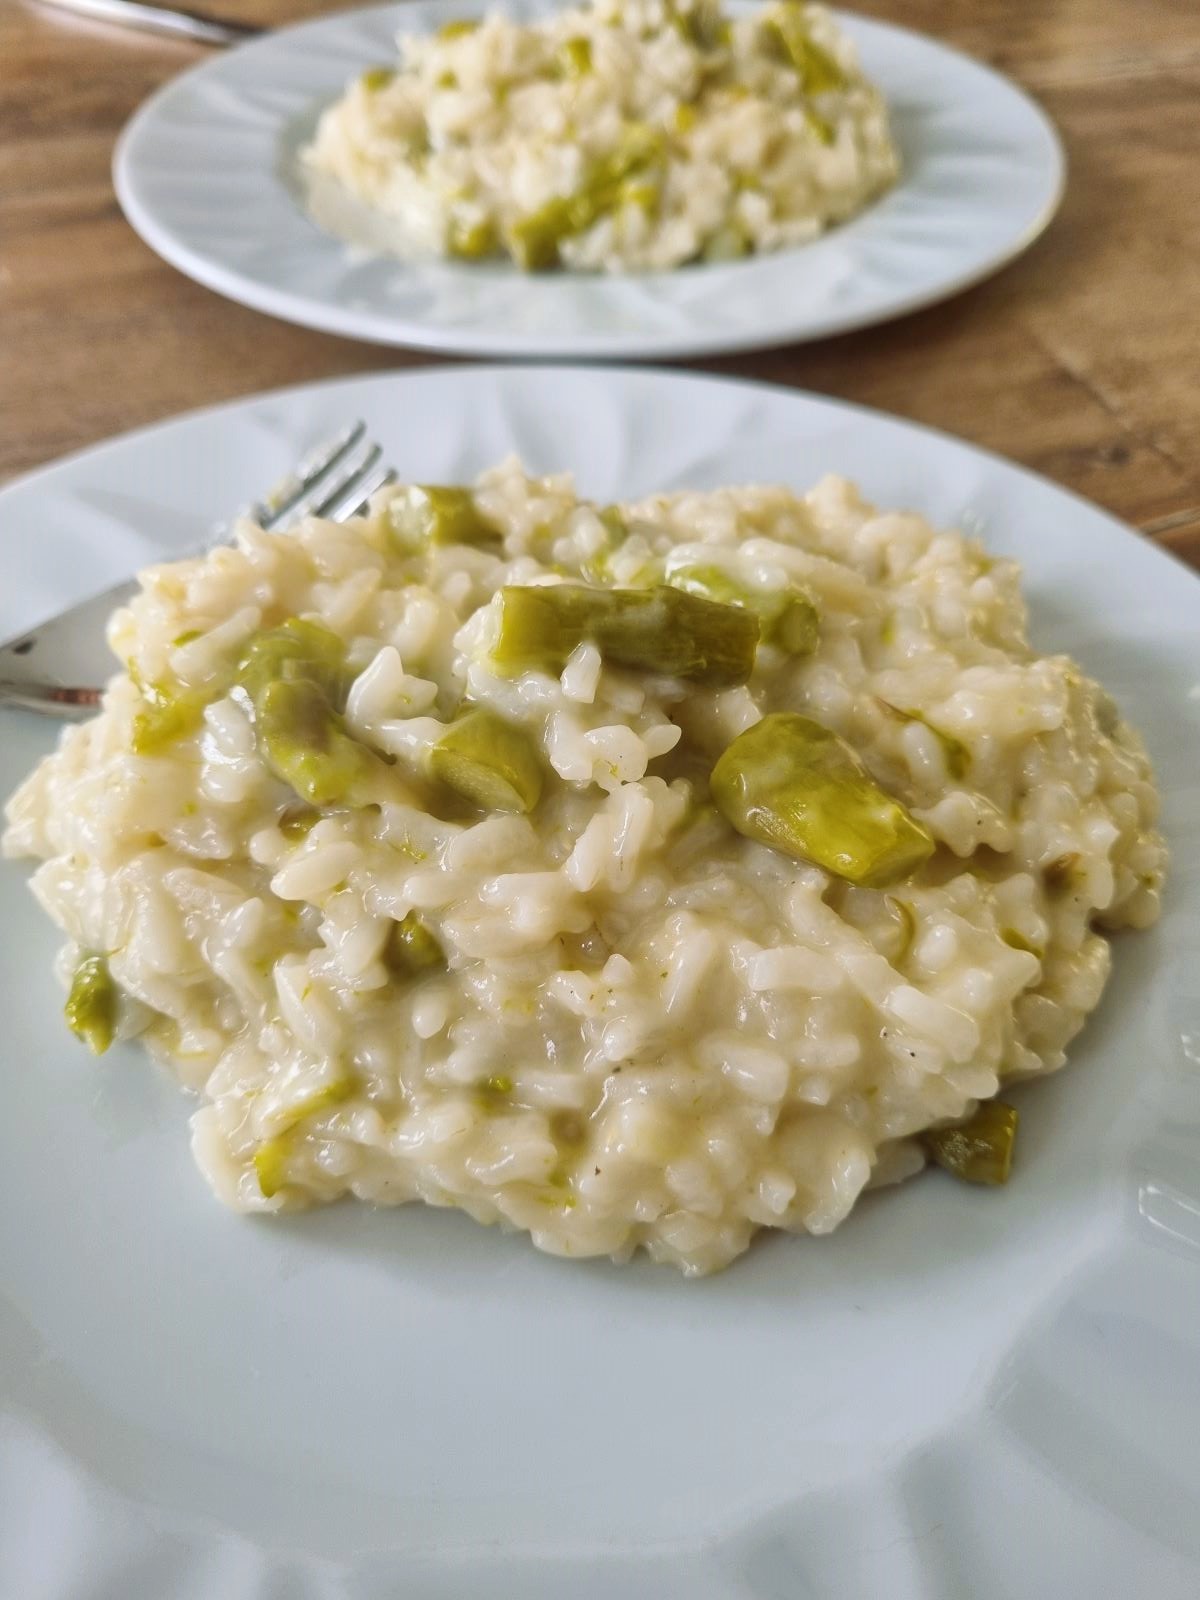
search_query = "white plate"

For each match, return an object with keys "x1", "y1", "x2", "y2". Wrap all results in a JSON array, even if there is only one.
[
  {"x1": 113, "y1": 2, "x2": 1065, "y2": 359},
  {"x1": 2, "y1": 367, "x2": 1197, "y2": 1600}
]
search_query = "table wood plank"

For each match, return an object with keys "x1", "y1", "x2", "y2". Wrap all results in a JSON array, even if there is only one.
[{"x1": 2, "y1": 0, "x2": 1198, "y2": 569}]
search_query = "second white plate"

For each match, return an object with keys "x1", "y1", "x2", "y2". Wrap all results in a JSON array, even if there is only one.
[{"x1": 113, "y1": 1, "x2": 1065, "y2": 359}]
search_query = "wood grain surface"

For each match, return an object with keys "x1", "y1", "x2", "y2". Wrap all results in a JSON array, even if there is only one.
[{"x1": 2, "y1": 0, "x2": 1198, "y2": 568}]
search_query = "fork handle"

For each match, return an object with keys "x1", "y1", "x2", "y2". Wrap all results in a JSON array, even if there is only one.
[{"x1": 34, "y1": 0, "x2": 261, "y2": 46}]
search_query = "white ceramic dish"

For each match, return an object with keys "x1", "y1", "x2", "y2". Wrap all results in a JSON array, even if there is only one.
[
  {"x1": 113, "y1": 2, "x2": 1065, "y2": 359},
  {"x1": 1, "y1": 366, "x2": 1197, "y2": 1599}
]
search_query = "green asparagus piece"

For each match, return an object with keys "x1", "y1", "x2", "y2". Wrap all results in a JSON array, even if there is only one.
[
  {"x1": 385, "y1": 910, "x2": 446, "y2": 976},
  {"x1": 64, "y1": 954, "x2": 118, "y2": 1055},
  {"x1": 130, "y1": 679, "x2": 212, "y2": 754},
  {"x1": 430, "y1": 707, "x2": 545, "y2": 813},
  {"x1": 557, "y1": 35, "x2": 593, "y2": 76},
  {"x1": 763, "y1": 5, "x2": 848, "y2": 91},
  {"x1": 922, "y1": 1101, "x2": 1018, "y2": 1185},
  {"x1": 710, "y1": 712, "x2": 935, "y2": 886},
  {"x1": 507, "y1": 124, "x2": 664, "y2": 269},
  {"x1": 258, "y1": 678, "x2": 378, "y2": 807},
  {"x1": 236, "y1": 618, "x2": 354, "y2": 712},
  {"x1": 665, "y1": 563, "x2": 819, "y2": 654},
  {"x1": 360, "y1": 67, "x2": 395, "y2": 91},
  {"x1": 447, "y1": 215, "x2": 499, "y2": 260},
  {"x1": 490, "y1": 583, "x2": 759, "y2": 685},
  {"x1": 437, "y1": 18, "x2": 479, "y2": 39},
  {"x1": 671, "y1": 0, "x2": 731, "y2": 48},
  {"x1": 387, "y1": 485, "x2": 501, "y2": 550}
]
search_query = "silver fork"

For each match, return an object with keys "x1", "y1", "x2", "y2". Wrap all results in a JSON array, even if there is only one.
[{"x1": 0, "y1": 421, "x2": 395, "y2": 720}]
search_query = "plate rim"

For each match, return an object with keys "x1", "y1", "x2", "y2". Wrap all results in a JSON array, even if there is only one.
[
  {"x1": 8, "y1": 360, "x2": 1191, "y2": 595},
  {"x1": 111, "y1": 0, "x2": 1068, "y2": 360}
]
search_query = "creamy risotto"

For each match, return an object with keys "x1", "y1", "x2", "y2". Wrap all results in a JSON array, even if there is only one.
[
  {"x1": 3, "y1": 462, "x2": 1164, "y2": 1275},
  {"x1": 304, "y1": 0, "x2": 899, "y2": 271}
]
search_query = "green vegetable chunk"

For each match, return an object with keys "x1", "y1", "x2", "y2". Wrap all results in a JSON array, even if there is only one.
[
  {"x1": 507, "y1": 124, "x2": 664, "y2": 269},
  {"x1": 710, "y1": 712, "x2": 935, "y2": 886},
  {"x1": 237, "y1": 618, "x2": 353, "y2": 712},
  {"x1": 385, "y1": 910, "x2": 445, "y2": 975},
  {"x1": 557, "y1": 35, "x2": 593, "y2": 76},
  {"x1": 430, "y1": 708, "x2": 544, "y2": 813},
  {"x1": 388, "y1": 485, "x2": 500, "y2": 550},
  {"x1": 258, "y1": 678, "x2": 377, "y2": 807},
  {"x1": 490, "y1": 583, "x2": 759, "y2": 685},
  {"x1": 922, "y1": 1101, "x2": 1018, "y2": 1185},
  {"x1": 665, "y1": 563, "x2": 819, "y2": 655},
  {"x1": 764, "y1": 6, "x2": 848, "y2": 91},
  {"x1": 360, "y1": 67, "x2": 395, "y2": 92},
  {"x1": 447, "y1": 215, "x2": 498, "y2": 260},
  {"x1": 437, "y1": 18, "x2": 478, "y2": 39},
  {"x1": 131, "y1": 680, "x2": 211, "y2": 754},
  {"x1": 64, "y1": 954, "x2": 118, "y2": 1055}
]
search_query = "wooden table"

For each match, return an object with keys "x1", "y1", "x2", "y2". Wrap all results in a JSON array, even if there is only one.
[{"x1": 3, "y1": 0, "x2": 1198, "y2": 568}]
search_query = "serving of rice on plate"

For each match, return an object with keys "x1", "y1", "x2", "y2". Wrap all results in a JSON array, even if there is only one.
[
  {"x1": 305, "y1": 0, "x2": 899, "y2": 271},
  {"x1": 3, "y1": 460, "x2": 1164, "y2": 1275}
]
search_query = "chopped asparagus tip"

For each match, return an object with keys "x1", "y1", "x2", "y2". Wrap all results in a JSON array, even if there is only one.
[
  {"x1": 360, "y1": 67, "x2": 395, "y2": 91},
  {"x1": 387, "y1": 484, "x2": 501, "y2": 550},
  {"x1": 490, "y1": 582, "x2": 759, "y2": 685},
  {"x1": 763, "y1": 6, "x2": 849, "y2": 91},
  {"x1": 429, "y1": 707, "x2": 545, "y2": 813},
  {"x1": 258, "y1": 678, "x2": 377, "y2": 808},
  {"x1": 64, "y1": 954, "x2": 118, "y2": 1055},
  {"x1": 922, "y1": 1101, "x2": 1018, "y2": 1185},
  {"x1": 877, "y1": 700, "x2": 970, "y2": 781},
  {"x1": 437, "y1": 18, "x2": 479, "y2": 38},
  {"x1": 237, "y1": 617, "x2": 353, "y2": 713},
  {"x1": 557, "y1": 35, "x2": 593, "y2": 77},
  {"x1": 665, "y1": 563, "x2": 819, "y2": 654},
  {"x1": 710, "y1": 712, "x2": 935, "y2": 886},
  {"x1": 385, "y1": 910, "x2": 445, "y2": 976}
]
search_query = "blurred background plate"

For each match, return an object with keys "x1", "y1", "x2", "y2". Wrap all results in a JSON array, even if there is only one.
[
  {"x1": 113, "y1": 1, "x2": 1065, "y2": 358},
  {"x1": 1, "y1": 366, "x2": 1197, "y2": 1599}
]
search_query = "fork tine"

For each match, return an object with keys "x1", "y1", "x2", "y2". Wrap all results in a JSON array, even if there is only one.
[
  {"x1": 285, "y1": 441, "x2": 384, "y2": 526},
  {"x1": 324, "y1": 465, "x2": 397, "y2": 525},
  {"x1": 244, "y1": 420, "x2": 367, "y2": 530}
]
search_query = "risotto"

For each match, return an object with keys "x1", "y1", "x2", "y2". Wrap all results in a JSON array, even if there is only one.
[
  {"x1": 304, "y1": 0, "x2": 899, "y2": 272},
  {"x1": 2, "y1": 462, "x2": 1164, "y2": 1275}
]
